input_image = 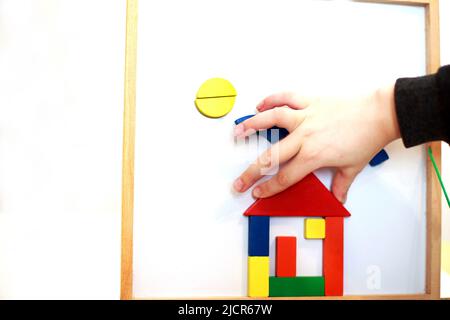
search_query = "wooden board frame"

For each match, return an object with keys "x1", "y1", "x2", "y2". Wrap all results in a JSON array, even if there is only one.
[{"x1": 120, "y1": 0, "x2": 442, "y2": 300}]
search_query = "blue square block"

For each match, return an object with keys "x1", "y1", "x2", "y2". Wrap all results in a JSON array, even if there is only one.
[
  {"x1": 369, "y1": 149, "x2": 389, "y2": 167},
  {"x1": 248, "y1": 216, "x2": 270, "y2": 256}
]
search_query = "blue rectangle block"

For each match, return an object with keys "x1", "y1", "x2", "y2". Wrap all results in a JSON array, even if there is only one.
[
  {"x1": 248, "y1": 216, "x2": 270, "y2": 256},
  {"x1": 369, "y1": 149, "x2": 389, "y2": 167}
]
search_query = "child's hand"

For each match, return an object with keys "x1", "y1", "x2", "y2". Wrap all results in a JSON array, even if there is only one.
[{"x1": 233, "y1": 86, "x2": 400, "y2": 203}]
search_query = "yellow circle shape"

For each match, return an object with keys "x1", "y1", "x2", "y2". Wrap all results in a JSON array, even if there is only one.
[{"x1": 195, "y1": 78, "x2": 237, "y2": 118}]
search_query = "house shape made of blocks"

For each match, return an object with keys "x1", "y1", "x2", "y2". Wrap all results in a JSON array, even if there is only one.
[{"x1": 244, "y1": 173, "x2": 351, "y2": 297}]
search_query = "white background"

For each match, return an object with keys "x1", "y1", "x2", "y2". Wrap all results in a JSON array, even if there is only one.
[
  {"x1": 0, "y1": 0, "x2": 448, "y2": 299},
  {"x1": 0, "y1": 0, "x2": 125, "y2": 298}
]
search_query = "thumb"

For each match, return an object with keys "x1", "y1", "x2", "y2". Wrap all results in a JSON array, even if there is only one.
[{"x1": 331, "y1": 168, "x2": 359, "y2": 204}]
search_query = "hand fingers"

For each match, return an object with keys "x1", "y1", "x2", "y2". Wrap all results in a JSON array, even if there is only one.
[
  {"x1": 331, "y1": 168, "x2": 359, "y2": 203},
  {"x1": 233, "y1": 131, "x2": 302, "y2": 193},
  {"x1": 256, "y1": 92, "x2": 313, "y2": 112},
  {"x1": 251, "y1": 151, "x2": 317, "y2": 198},
  {"x1": 234, "y1": 106, "x2": 305, "y2": 138}
]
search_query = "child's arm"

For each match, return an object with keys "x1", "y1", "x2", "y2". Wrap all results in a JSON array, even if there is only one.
[{"x1": 233, "y1": 66, "x2": 450, "y2": 203}]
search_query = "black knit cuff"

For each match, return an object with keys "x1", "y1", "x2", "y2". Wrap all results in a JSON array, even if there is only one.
[{"x1": 394, "y1": 71, "x2": 448, "y2": 148}]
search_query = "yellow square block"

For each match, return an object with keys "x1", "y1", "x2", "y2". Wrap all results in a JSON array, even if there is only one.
[
  {"x1": 248, "y1": 257, "x2": 269, "y2": 298},
  {"x1": 304, "y1": 218, "x2": 326, "y2": 239}
]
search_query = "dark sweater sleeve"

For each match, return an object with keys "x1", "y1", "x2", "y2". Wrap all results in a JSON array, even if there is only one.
[{"x1": 394, "y1": 65, "x2": 450, "y2": 147}]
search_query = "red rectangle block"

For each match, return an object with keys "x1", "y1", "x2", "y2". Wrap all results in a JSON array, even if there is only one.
[
  {"x1": 276, "y1": 236, "x2": 296, "y2": 277},
  {"x1": 323, "y1": 217, "x2": 344, "y2": 296}
]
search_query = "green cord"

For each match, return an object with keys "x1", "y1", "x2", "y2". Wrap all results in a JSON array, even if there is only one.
[{"x1": 428, "y1": 146, "x2": 450, "y2": 208}]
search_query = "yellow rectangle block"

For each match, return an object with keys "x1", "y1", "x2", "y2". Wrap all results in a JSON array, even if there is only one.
[
  {"x1": 248, "y1": 256, "x2": 269, "y2": 298},
  {"x1": 304, "y1": 218, "x2": 326, "y2": 239}
]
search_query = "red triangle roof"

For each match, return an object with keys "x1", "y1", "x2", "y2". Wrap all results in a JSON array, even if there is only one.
[{"x1": 244, "y1": 173, "x2": 351, "y2": 217}]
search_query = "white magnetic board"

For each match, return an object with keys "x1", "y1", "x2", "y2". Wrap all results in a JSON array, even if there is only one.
[{"x1": 133, "y1": 0, "x2": 427, "y2": 297}]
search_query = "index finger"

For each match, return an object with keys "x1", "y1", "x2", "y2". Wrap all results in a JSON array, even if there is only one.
[
  {"x1": 256, "y1": 92, "x2": 313, "y2": 112},
  {"x1": 234, "y1": 107, "x2": 305, "y2": 138}
]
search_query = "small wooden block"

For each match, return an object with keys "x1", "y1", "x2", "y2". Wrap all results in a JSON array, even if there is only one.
[
  {"x1": 304, "y1": 218, "x2": 325, "y2": 239},
  {"x1": 323, "y1": 217, "x2": 344, "y2": 296},
  {"x1": 269, "y1": 276, "x2": 325, "y2": 297},
  {"x1": 248, "y1": 216, "x2": 270, "y2": 256},
  {"x1": 248, "y1": 257, "x2": 269, "y2": 298},
  {"x1": 276, "y1": 236, "x2": 296, "y2": 277}
]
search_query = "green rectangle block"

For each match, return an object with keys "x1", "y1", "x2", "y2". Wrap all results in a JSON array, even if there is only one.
[{"x1": 269, "y1": 276, "x2": 325, "y2": 297}]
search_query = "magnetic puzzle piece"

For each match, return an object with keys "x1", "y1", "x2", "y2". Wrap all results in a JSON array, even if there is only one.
[
  {"x1": 195, "y1": 78, "x2": 237, "y2": 118},
  {"x1": 196, "y1": 78, "x2": 237, "y2": 98},
  {"x1": 248, "y1": 216, "x2": 270, "y2": 256},
  {"x1": 234, "y1": 115, "x2": 254, "y2": 125},
  {"x1": 248, "y1": 257, "x2": 269, "y2": 298},
  {"x1": 369, "y1": 149, "x2": 389, "y2": 167},
  {"x1": 304, "y1": 218, "x2": 326, "y2": 239},
  {"x1": 244, "y1": 173, "x2": 351, "y2": 218},
  {"x1": 265, "y1": 126, "x2": 289, "y2": 143},
  {"x1": 323, "y1": 217, "x2": 344, "y2": 296},
  {"x1": 276, "y1": 236, "x2": 297, "y2": 277},
  {"x1": 195, "y1": 96, "x2": 236, "y2": 118},
  {"x1": 269, "y1": 276, "x2": 325, "y2": 297},
  {"x1": 234, "y1": 114, "x2": 289, "y2": 143}
]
